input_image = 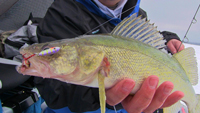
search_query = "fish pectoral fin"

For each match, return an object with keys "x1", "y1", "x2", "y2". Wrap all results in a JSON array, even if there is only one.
[
  {"x1": 101, "y1": 57, "x2": 110, "y2": 77},
  {"x1": 98, "y1": 69, "x2": 106, "y2": 113}
]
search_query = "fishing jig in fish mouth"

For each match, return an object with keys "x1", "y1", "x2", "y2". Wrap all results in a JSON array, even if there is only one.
[
  {"x1": 21, "y1": 47, "x2": 61, "y2": 68},
  {"x1": 38, "y1": 47, "x2": 61, "y2": 56}
]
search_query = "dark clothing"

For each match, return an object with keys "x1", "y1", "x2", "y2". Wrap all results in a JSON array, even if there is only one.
[
  {"x1": 37, "y1": 0, "x2": 146, "y2": 43},
  {"x1": 36, "y1": 0, "x2": 180, "y2": 112}
]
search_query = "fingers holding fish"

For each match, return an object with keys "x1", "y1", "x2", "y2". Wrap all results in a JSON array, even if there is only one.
[
  {"x1": 106, "y1": 78, "x2": 135, "y2": 106},
  {"x1": 160, "y1": 91, "x2": 184, "y2": 108},
  {"x1": 119, "y1": 76, "x2": 184, "y2": 113},
  {"x1": 142, "y1": 81, "x2": 174, "y2": 113},
  {"x1": 121, "y1": 75, "x2": 159, "y2": 113}
]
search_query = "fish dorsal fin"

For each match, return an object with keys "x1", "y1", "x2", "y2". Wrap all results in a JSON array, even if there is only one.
[
  {"x1": 173, "y1": 47, "x2": 198, "y2": 85},
  {"x1": 111, "y1": 13, "x2": 166, "y2": 49}
]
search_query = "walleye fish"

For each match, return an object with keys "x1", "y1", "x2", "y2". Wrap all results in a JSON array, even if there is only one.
[{"x1": 17, "y1": 13, "x2": 199, "y2": 113}]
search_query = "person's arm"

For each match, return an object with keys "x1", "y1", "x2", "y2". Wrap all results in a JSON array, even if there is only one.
[{"x1": 106, "y1": 75, "x2": 184, "y2": 113}]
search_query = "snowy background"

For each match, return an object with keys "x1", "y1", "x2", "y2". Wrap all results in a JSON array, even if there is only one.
[{"x1": 140, "y1": 0, "x2": 200, "y2": 45}]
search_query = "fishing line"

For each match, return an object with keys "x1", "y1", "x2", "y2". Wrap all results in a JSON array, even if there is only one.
[
  {"x1": 113, "y1": 105, "x2": 117, "y2": 113},
  {"x1": 178, "y1": 4, "x2": 200, "y2": 51},
  {"x1": 83, "y1": 4, "x2": 139, "y2": 35}
]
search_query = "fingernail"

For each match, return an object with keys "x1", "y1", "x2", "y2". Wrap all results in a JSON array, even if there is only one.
[
  {"x1": 149, "y1": 77, "x2": 158, "y2": 89},
  {"x1": 163, "y1": 85, "x2": 173, "y2": 94},
  {"x1": 172, "y1": 50, "x2": 177, "y2": 54},
  {"x1": 122, "y1": 80, "x2": 134, "y2": 92},
  {"x1": 176, "y1": 92, "x2": 184, "y2": 99},
  {"x1": 177, "y1": 94, "x2": 184, "y2": 99}
]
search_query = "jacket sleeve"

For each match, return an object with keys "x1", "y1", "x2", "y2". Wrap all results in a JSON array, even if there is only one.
[{"x1": 160, "y1": 31, "x2": 181, "y2": 43}]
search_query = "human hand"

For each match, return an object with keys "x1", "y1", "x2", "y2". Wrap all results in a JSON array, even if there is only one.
[
  {"x1": 167, "y1": 39, "x2": 184, "y2": 54},
  {"x1": 106, "y1": 75, "x2": 184, "y2": 113}
]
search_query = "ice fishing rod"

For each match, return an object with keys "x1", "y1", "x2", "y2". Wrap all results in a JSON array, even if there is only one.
[{"x1": 178, "y1": 4, "x2": 200, "y2": 51}]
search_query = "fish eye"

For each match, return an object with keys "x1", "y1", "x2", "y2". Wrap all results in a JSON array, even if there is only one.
[
  {"x1": 41, "y1": 44, "x2": 53, "y2": 51},
  {"x1": 43, "y1": 48, "x2": 49, "y2": 50}
]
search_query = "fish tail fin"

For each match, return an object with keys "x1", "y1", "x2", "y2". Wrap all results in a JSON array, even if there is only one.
[
  {"x1": 110, "y1": 13, "x2": 166, "y2": 49},
  {"x1": 194, "y1": 94, "x2": 200, "y2": 113},
  {"x1": 173, "y1": 47, "x2": 198, "y2": 85}
]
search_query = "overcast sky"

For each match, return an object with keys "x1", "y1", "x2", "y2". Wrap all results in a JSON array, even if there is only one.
[{"x1": 140, "y1": 0, "x2": 200, "y2": 45}]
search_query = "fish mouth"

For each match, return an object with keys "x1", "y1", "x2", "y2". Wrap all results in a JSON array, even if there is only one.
[
  {"x1": 16, "y1": 65, "x2": 37, "y2": 75},
  {"x1": 17, "y1": 58, "x2": 51, "y2": 78},
  {"x1": 16, "y1": 65, "x2": 24, "y2": 74},
  {"x1": 16, "y1": 60, "x2": 36, "y2": 75}
]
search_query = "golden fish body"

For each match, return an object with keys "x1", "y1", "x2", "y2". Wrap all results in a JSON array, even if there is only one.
[{"x1": 17, "y1": 14, "x2": 200, "y2": 113}]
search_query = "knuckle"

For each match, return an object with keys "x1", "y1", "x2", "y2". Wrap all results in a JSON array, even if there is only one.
[{"x1": 143, "y1": 95, "x2": 153, "y2": 101}]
